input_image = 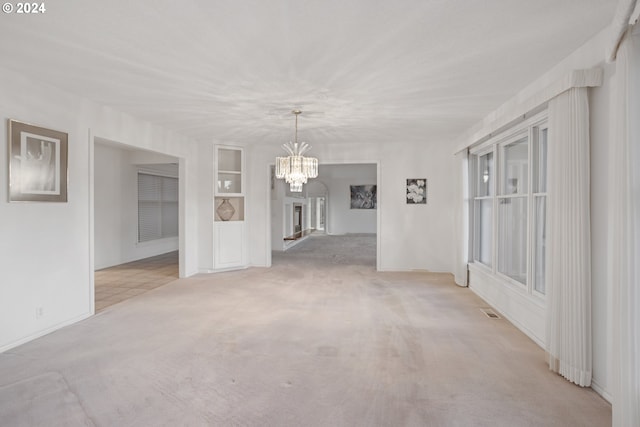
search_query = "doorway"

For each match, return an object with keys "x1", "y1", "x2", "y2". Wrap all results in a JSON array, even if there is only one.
[
  {"x1": 92, "y1": 138, "x2": 181, "y2": 312},
  {"x1": 309, "y1": 196, "x2": 326, "y2": 233},
  {"x1": 269, "y1": 162, "x2": 379, "y2": 269},
  {"x1": 293, "y1": 203, "x2": 303, "y2": 234}
]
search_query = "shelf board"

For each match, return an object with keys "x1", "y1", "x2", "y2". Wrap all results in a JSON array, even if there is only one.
[{"x1": 218, "y1": 170, "x2": 241, "y2": 174}]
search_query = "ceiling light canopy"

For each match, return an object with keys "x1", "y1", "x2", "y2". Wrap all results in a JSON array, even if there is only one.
[{"x1": 275, "y1": 110, "x2": 318, "y2": 192}]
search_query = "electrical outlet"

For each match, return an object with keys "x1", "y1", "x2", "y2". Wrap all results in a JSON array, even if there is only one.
[{"x1": 35, "y1": 307, "x2": 44, "y2": 319}]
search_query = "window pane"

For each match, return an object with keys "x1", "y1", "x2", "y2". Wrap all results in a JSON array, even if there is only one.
[
  {"x1": 534, "y1": 127, "x2": 548, "y2": 193},
  {"x1": 138, "y1": 202, "x2": 161, "y2": 242},
  {"x1": 162, "y1": 176, "x2": 179, "y2": 202},
  {"x1": 534, "y1": 196, "x2": 546, "y2": 294},
  {"x1": 162, "y1": 202, "x2": 179, "y2": 238},
  {"x1": 474, "y1": 199, "x2": 493, "y2": 266},
  {"x1": 501, "y1": 137, "x2": 528, "y2": 195},
  {"x1": 138, "y1": 173, "x2": 161, "y2": 201},
  {"x1": 477, "y1": 152, "x2": 494, "y2": 197},
  {"x1": 498, "y1": 197, "x2": 527, "y2": 284},
  {"x1": 138, "y1": 173, "x2": 178, "y2": 242}
]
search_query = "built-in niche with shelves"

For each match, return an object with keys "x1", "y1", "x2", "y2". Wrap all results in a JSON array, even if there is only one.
[
  {"x1": 213, "y1": 145, "x2": 246, "y2": 270},
  {"x1": 215, "y1": 146, "x2": 244, "y2": 222}
]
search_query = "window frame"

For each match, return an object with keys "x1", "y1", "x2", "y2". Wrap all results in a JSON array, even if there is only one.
[
  {"x1": 469, "y1": 111, "x2": 548, "y2": 301},
  {"x1": 496, "y1": 130, "x2": 529, "y2": 289},
  {"x1": 471, "y1": 146, "x2": 496, "y2": 270},
  {"x1": 530, "y1": 123, "x2": 548, "y2": 298}
]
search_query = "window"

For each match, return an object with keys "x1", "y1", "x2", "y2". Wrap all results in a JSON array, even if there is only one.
[
  {"x1": 497, "y1": 135, "x2": 528, "y2": 284},
  {"x1": 470, "y1": 114, "x2": 547, "y2": 296},
  {"x1": 137, "y1": 173, "x2": 178, "y2": 242},
  {"x1": 473, "y1": 151, "x2": 494, "y2": 267}
]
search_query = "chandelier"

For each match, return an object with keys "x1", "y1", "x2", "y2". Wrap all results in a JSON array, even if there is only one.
[{"x1": 275, "y1": 110, "x2": 318, "y2": 192}]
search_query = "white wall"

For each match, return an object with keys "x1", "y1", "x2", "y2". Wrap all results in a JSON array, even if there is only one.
[
  {"x1": 319, "y1": 164, "x2": 377, "y2": 235},
  {"x1": 94, "y1": 143, "x2": 179, "y2": 270},
  {"x1": 270, "y1": 173, "x2": 286, "y2": 251},
  {"x1": 197, "y1": 143, "x2": 214, "y2": 271},
  {"x1": 248, "y1": 140, "x2": 455, "y2": 273},
  {"x1": 94, "y1": 143, "x2": 127, "y2": 269},
  {"x1": 0, "y1": 66, "x2": 201, "y2": 353}
]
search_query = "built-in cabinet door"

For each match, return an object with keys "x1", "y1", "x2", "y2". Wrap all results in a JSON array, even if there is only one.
[{"x1": 214, "y1": 221, "x2": 245, "y2": 269}]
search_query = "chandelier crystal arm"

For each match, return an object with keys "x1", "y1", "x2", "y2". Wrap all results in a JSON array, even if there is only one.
[
  {"x1": 298, "y1": 142, "x2": 311, "y2": 156},
  {"x1": 282, "y1": 141, "x2": 312, "y2": 156}
]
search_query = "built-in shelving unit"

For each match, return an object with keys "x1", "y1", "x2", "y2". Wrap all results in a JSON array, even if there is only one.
[
  {"x1": 215, "y1": 147, "x2": 244, "y2": 221},
  {"x1": 213, "y1": 145, "x2": 246, "y2": 270}
]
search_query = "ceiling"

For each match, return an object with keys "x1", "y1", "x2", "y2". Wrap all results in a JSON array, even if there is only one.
[{"x1": 0, "y1": 0, "x2": 618, "y2": 147}]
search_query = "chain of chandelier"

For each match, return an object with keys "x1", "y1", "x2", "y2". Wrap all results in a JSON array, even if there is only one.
[{"x1": 275, "y1": 110, "x2": 318, "y2": 192}]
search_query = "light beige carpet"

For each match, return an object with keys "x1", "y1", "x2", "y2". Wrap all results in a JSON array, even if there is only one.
[{"x1": 0, "y1": 234, "x2": 611, "y2": 426}]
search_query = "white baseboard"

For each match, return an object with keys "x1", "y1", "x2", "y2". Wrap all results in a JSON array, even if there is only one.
[
  {"x1": 0, "y1": 312, "x2": 93, "y2": 354},
  {"x1": 590, "y1": 379, "x2": 612, "y2": 403}
]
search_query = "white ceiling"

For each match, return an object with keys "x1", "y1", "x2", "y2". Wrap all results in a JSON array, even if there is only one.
[{"x1": 0, "y1": 0, "x2": 617, "y2": 147}]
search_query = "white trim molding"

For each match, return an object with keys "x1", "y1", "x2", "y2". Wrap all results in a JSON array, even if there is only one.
[{"x1": 456, "y1": 69, "x2": 603, "y2": 154}]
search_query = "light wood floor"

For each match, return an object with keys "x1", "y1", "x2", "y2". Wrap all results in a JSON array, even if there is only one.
[{"x1": 94, "y1": 251, "x2": 178, "y2": 312}]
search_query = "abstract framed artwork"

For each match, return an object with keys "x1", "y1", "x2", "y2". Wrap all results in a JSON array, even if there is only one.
[
  {"x1": 406, "y1": 178, "x2": 427, "y2": 204},
  {"x1": 350, "y1": 184, "x2": 377, "y2": 209},
  {"x1": 8, "y1": 119, "x2": 68, "y2": 202}
]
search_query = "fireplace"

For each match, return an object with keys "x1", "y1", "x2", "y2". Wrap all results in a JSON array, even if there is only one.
[
  {"x1": 284, "y1": 203, "x2": 308, "y2": 242},
  {"x1": 293, "y1": 204, "x2": 302, "y2": 234}
]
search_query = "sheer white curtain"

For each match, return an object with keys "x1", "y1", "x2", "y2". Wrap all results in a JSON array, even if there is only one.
[
  {"x1": 545, "y1": 87, "x2": 592, "y2": 386},
  {"x1": 610, "y1": 26, "x2": 640, "y2": 427},
  {"x1": 453, "y1": 150, "x2": 469, "y2": 287}
]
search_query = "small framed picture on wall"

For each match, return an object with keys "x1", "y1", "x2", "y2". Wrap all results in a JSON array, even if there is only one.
[
  {"x1": 350, "y1": 184, "x2": 377, "y2": 209},
  {"x1": 406, "y1": 179, "x2": 427, "y2": 204},
  {"x1": 8, "y1": 119, "x2": 68, "y2": 202}
]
